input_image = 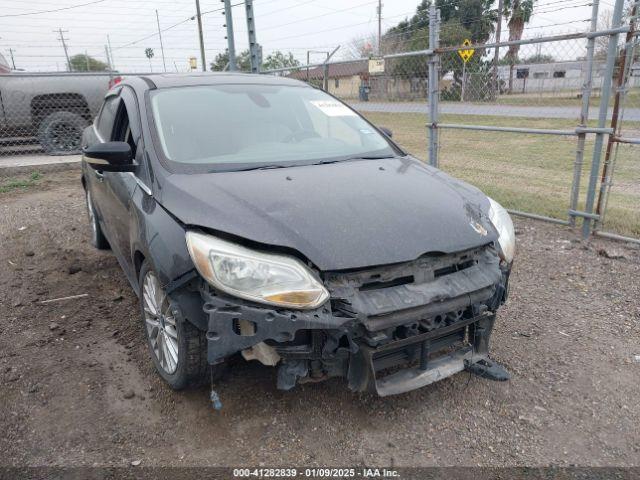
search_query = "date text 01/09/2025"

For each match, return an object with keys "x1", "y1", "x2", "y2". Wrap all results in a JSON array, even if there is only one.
[{"x1": 232, "y1": 468, "x2": 401, "y2": 478}]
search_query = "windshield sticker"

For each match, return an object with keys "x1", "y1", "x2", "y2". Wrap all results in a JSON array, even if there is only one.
[{"x1": 310, "y1": 100, "x2": 357, "y2": 117}]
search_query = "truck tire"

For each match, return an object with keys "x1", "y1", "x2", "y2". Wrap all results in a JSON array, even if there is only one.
[{"x1": 37, "y1": 111, "x2": 88, "y2": 155}]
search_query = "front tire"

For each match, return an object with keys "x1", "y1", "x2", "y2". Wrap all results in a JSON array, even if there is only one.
[{"x1": 139, "y1": 262, "x2": 213, "y2": 390}]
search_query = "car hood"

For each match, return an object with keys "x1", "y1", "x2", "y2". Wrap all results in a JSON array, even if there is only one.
[{"x1": 158, "y1": 157, "x2": 497, "y2": 271}]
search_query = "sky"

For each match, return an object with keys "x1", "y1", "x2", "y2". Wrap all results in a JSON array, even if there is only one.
[{"x1": 0, "y1": 0, "x2": 611, "y2": 73}]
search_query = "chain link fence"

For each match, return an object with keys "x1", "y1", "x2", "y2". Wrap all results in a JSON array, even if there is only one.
[
  {"x1": 262, "y1": 1, "x2": 638, "y2": 243},
  {"x1": 593, "y1": 15, "x2": 640, "y2": 241},
  {"x1": 0, "y1": 0, "x2": 637, "y2": 242},
  {"x1": 436, "y1": 36, "x2": 605, "y2": 232},
  {"x1": 0, "y1": 72, "x2": 117, "y2": 160}
]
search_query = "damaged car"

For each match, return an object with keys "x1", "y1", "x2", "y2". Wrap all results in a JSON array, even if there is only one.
[{"x1": 81, "y1": 73, "x2": 515, "y2": 396}]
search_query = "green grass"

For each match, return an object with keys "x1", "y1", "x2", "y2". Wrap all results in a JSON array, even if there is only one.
[
  {"x1": 363, "y1": 111, "x2": 640, "y2": 237},
  {"x1": 0, "y1": 172, "x2": 43, "y2": 194}
]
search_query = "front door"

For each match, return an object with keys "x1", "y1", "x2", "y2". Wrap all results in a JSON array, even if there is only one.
[
  {"x1": 100, "y1": 87, "x2": 144, "y2": 281},
  {"x1": 86, "y1": 93, "x2": 120, "y2": 231}
]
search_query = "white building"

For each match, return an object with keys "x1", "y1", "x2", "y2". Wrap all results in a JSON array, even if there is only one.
[{"x1": 496, "y1": 60, "x2": 640, "y2": 94}]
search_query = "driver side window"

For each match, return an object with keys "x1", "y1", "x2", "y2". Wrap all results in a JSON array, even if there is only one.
[
  {"x1": 96, "y1": 96, "x2": 120, "y2": 140},
  {"x1": 112, "y1": 102, "x2": 137, "y2": 157}
]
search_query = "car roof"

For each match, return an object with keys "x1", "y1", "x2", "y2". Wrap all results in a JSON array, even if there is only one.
[{"x1": 123, "y1": 72, "x2": 308, "y2": 91}]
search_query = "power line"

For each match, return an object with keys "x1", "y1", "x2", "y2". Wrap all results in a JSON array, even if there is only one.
[
  {"x1": 534, "y1": 2, "x2": 593, "y2": 15},
  {"x1": 258, "y1": 0, "x2": 317, "y2": 18},
  {"x1": 0, "y1": 0, "x2": 106, "y2": 18},
  {"x1": 109, "y1": 1, "x2": 244, "y2": 52},
  {"x1": 266, "y1": 8, "x2": 418, "y2": 43},
  {"x1": 259, "y1": 0, "x2": 377, "y2": 32}
]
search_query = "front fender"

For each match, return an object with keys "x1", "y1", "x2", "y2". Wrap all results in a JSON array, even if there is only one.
[{"x1": 129, "y1": 187, "x2": 194, "y2": 294}]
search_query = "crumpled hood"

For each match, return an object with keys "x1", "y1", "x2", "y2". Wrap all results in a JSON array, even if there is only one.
[{"x1": 158, "y1": 156, "x2": 497, "y2": 271}]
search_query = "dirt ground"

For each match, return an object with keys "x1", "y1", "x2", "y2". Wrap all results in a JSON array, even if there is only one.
[{"x1": 1, "y1": 170, "x2": 639, "y2": 468}]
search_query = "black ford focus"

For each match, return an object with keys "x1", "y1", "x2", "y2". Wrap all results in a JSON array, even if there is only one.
[{"x1": 81, "y1": 73, "x2": 515, "y2": 396}]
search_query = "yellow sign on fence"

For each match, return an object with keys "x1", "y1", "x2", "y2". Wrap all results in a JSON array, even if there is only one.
[{"x1": 457, "y1": 39, "x2": 475, "y2": 63}]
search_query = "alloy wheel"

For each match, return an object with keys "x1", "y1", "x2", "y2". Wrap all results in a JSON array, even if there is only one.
[
  {"x1": 142, "y1": 271, "x2": 179, "y2": 374},
  {"x1": 86, "y1": 190, "x2": 98, "y2": 244}
]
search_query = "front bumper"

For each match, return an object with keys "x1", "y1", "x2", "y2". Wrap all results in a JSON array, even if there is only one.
[
  {"x1": 347, "y1": 313, "x2": 496, "y2": 396},
  {"x1": 191, "y1": 244, "x2": 509, "y2": 395}
]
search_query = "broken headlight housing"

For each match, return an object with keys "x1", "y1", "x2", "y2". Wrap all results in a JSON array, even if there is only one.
[
  {"x1": 487, "y1": 197, "x2": 516, "y2": 263},
  {"x1": 186, "y1": 231, "x2": 329, "y2": 310}
]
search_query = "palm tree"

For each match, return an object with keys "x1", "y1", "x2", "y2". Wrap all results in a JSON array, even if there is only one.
[
  {"x1": 145, "y1": 47, "x2": 154, "y2": 72},
  {"x1": 503, "y1": 0, "x2": 535, "y2": 93}
]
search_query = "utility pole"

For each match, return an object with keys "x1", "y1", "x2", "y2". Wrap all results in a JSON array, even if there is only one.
[
  {"x1": 55, "y1": 28, "x2": 71, "y2": 71},
  {"x1": 195, "y1": 0, "x2": 206, "y2": 72},
  {"x1": 156, "y1": 10, "x2": 167, "y2": 72},
  {"x1": 377, "y1": 0, "x2": 382, "y2": 55},
  {"x1": 9, "y1": 48, "x2": 16, "y2": 69},
  {"x1": 245, "y1": 0, "x2": 259, "y2": 73},
  {"x1": 492, "y1": 0, "x2": 503, "y2": 99},
  {"x1": 104, "y1": 45, "x2": 112, "y2": 70},
  {"x1": 107, "y1": 34, "x2": 115, "y2": 70},
  {"x1": 223, "y1": 0, "x2": 237, "y2": 71}
]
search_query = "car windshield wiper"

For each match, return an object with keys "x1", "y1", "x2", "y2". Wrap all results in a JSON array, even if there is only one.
[
  {"x1": 223, "y1": 155, "x2": 399, "y2": 171},
  {"x1": 313, "y1": 155, "x2": 397, "y2": 166},
  {"x1": 226, "y1": 164, "x2": 290, "y2": 172}
]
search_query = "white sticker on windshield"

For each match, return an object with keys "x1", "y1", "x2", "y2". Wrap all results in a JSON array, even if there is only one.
[{"x1": 310, "y1": 100, "x2": 357, "y2": 117}]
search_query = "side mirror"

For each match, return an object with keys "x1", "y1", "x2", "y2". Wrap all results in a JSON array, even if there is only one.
[
  {"x1": 83, "y1": 141, "x2": 135, "y2": 172},
  {"x1": 379, "y1": 126, "x2": 393, "y2": 138}
]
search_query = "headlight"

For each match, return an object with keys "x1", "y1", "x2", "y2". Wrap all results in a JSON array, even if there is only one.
[
  {"x1": 186, "y1": 231, "x2": 329, "y2": 310},
  {"x1": 487, "y1": 197, "x2": 516, "y2": 263}
]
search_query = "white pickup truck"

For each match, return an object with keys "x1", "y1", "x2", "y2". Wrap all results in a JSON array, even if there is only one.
[{"x1": 0, "y1": 55, "x2": 119, "y2": 155}]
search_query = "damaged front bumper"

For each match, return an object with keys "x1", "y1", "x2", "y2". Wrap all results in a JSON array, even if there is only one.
[{"x1": 187, "y1": 244, "x2": 510, "y2": 395}]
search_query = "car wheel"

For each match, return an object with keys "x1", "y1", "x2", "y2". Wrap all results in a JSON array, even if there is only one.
[
  {"x1": 139, "y1": 261, "x2": 221, "y2": 390},
  {"x1": 37, "y1": 111, "x2": 88, "y2": 155},
  {"x1": 85, "y1": 189, "x2": 109, "y2": 250}
]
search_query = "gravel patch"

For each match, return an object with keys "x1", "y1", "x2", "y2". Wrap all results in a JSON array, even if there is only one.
[{"x1": 1, "y1": 171, "x2": 638, "y2": 467}]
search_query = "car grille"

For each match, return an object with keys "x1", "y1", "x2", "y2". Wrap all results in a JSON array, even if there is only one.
[{"x1": 323, "y1": 244, "x2": 502, "y2": 341}]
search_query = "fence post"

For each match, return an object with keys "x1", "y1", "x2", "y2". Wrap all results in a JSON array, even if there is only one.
[
  {"x1": 569, "y1": 0, "x2": 600, "y2": 227},
  {"x1": 595, "y1": 1, "x2": 638, "y2": 228},
  {"x1": 581, "y1": 0, "x2": 626, "y2": 239},
  {"x1": 323, "y1": 63, "x2": 329, "y2": 91},
  {"x1": 427, "y1": 4, "x2": 440, "y2": 167}
]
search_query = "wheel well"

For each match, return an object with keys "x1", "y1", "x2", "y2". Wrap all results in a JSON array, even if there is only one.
[{"x1": 30, "y1": 93, "x2": 91, "y2": 127}]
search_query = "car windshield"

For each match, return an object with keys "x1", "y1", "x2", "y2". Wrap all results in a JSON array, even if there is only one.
[{"x1": 149, "y1": 83, "x2": 397, "y2": 171}]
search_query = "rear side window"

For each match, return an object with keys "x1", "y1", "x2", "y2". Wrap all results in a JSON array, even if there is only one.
[{"x1": 96, "y1": 96, "x2": 119, "y2": 140}]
